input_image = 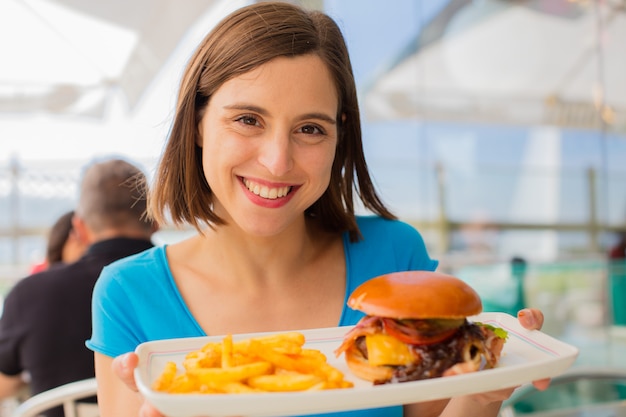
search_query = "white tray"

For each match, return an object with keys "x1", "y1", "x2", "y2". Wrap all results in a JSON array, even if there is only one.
[{"x1": 134, "y1": 312, "x2": 579, "y2": 417}]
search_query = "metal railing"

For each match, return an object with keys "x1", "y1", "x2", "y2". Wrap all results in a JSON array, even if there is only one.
[{"x1": 1, "y1": 156, "x2": 625, "y2": 267}]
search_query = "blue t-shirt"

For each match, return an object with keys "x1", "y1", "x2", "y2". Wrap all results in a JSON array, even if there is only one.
[{"x1": 87, "y1": 216, "x2": 438, "y2": 417}]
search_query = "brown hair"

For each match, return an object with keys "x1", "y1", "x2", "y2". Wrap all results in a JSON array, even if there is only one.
[
  {"x1": 149, "y1": 1, "x2": 395, "y2": 241},
  {"x1": 46, "y1": 210, "x2": 75, "y2": 264}
]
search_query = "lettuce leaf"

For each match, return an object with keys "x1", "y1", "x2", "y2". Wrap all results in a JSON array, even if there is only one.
[{"x1": 476, "y1": 322, "x2": 508, "y2": 340}]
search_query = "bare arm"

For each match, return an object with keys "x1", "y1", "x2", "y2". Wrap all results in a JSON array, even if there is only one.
[
  {"x1": 95, "y1": 352, "x2": 145, "y2": 417},
  {"x1": 404, "y1": 395, "x2": 506, "y2": 417},
  {"x1": 404, "y1": 399, "x2": 448, "y2": 417},
  {"x1": 0, "y1": 372, "x2": 26, "y2": 399}
]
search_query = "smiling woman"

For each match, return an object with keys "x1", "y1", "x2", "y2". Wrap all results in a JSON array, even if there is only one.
[{"x1": 84, "y1": 3, "x2": 546, "y2": 417}]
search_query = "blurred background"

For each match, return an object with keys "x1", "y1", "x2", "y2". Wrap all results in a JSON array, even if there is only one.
[
  {"x1": 1, "y1": 0, "x2": 626, "y2": 412},
  {"x1": 0, "y1": 0, "x2": 626, "y2": 415}
]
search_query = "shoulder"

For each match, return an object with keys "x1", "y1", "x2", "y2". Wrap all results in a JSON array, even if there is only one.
[
  {"x1": 105, "y1": 245, "x2": 164, "y2": 271},
  {"x1": 91, "y1": 246, "x2": 169, "y2": 337},
  {"x1": 2, "y1": 274, "x2": 39, "y2": 306},
  {"x1": 96, "y1": 246, "x2": 166, "y2": 289},
  {"x1": 355, "y1": 215, "x2": 425, "y2": 242},
  {"x1": 339, "y1": 217, "x2": 438, "y2": 326},
  {"x1": 4, "y1": 264, "x2": 71, "y2": 301},
  {"x1": 1, "y1": 266, "x2": 77, "y2": 321},
  {"x1": 346, "y1": 215, "x2": 438, "y2": 272}
]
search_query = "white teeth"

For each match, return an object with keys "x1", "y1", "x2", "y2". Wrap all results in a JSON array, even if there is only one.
[{"x1": 243, "y1": 178, "x2": 291, "y2": 199}]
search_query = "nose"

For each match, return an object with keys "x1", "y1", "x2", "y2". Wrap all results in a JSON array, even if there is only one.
[{"x1": 258, "y1": 129, "x2": 293, "y2": 176}]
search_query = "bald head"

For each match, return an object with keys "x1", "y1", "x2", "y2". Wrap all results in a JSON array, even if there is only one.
[{"x1": 76, "y1": 159, "x2": 154, "y2": 236}]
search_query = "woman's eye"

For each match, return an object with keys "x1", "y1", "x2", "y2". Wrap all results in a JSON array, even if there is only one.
[
  {"x1": 235, "y1": 115, "x2": 260, "y2": 126},
  {"x1": 299, "y1": 124, "x2": 325, "y2": 135}
]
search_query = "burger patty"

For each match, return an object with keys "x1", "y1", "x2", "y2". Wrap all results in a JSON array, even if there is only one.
[{"x1": 355, "y1": 322, "x2": 487, "y2": 384}]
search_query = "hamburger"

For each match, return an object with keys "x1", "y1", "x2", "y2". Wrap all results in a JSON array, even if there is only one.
[{"x1": 334, "y1": 271, "x2": 507, "y2": 384}]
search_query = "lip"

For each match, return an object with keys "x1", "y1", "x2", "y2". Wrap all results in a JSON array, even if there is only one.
[{"x1": 238, "y1": 176, "x2": 299, "y2": 208}]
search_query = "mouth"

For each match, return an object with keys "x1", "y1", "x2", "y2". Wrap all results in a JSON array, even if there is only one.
[{"x1": 242, "y1": 178, "x2": 292, "y2": 200}]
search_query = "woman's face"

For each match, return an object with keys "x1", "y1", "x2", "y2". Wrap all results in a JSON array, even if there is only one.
[{"x1": 198, "y1": 54, "x2": 339, "y2": 236}]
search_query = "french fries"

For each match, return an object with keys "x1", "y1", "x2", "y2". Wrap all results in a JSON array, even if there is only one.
[{"x1": 152, "y1": 332, "x2": 353, "y2": 394}]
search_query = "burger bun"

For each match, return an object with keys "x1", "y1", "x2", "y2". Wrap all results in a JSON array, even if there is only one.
[{"x1": 348, "y1": 271, "x2": 482, "y2": 319}]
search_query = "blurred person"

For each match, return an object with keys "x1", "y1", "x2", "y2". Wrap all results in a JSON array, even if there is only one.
[
  {"x1": 0, "y1": 158, "x2": 157, "y2": 417},
  {"x1": 509, "y1": 256, "x2": 528, "y2": 315},
  {"x1": 608, "y1": 232, "x2": 626, "y2": 260},
  {"x1": 87, "y1": 3, "x2": 549, "y2": 417},
  {"x1": 608, "y1": 232, "x2": 626, "y2": 326},
  {"x1": 29, "y1": 210, "x2": 88, "y2": 274}
]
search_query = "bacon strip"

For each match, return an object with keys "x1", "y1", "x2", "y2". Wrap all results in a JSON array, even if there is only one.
[{"x1": 334, "y1": 316, "x2": 381, "y2": 356}]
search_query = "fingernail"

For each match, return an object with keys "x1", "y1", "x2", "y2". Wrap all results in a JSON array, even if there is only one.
[{"x1": 519, "y1": 309, "x2": 536, "y2": 327}]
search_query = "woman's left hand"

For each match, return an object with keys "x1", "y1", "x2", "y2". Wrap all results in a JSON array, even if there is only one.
[
  {"x1": 516, "y1": 308, "x2": 551, "y2": 391},
  {"x1": 405, "y1": 308, "x2": 553, "y2": 417},
  {"x1": 451, "y1": 307, "x2": 550, "y2": 414},
  {"x1": 470, "y1": 308, "x2": 551, "y2": 402}
]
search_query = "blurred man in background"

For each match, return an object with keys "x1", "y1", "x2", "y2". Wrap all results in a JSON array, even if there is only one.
[{"x1": 0, "y1": 158, "x2": 156, "y2": 417}]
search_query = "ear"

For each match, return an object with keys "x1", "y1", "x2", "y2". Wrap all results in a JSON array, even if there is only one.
[{"x1": 71, "y1": 214, "x2": 94, "y2": 245}]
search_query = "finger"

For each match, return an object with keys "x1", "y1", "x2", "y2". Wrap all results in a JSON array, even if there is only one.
[
  {"x1": 112, "y1": 353, "x2": 140, "y2": 392},
  {"x1": 471, "y1": 386, "x2": 517, "y2": 405},
  {"x1": 140, "y1": 403, "x2": 166, "y2": 417},
  {"x1": 517, "y1": 308, "x2": 544, "y2": 330},
  {"x1": 532, "y1": 378, "x2": 551, "y2": 391}
]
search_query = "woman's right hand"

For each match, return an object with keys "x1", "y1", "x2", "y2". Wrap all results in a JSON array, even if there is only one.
[
  {"x1": 112, "y1": 352, "x2": 165, "y2": 417},
  {"x1": 110, "y1": 353, "x2": 235, "y2": 417}
]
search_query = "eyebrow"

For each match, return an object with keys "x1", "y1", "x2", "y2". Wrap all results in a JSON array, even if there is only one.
[{"x1": 223, "y1": 104, "x2": 337, "y2": 125}]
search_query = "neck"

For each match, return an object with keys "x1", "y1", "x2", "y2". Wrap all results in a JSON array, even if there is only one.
[{"x1": 199, "y1": 217, "x2": 333, "y2": 287}]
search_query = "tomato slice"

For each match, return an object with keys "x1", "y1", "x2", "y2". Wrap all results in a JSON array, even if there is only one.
[{"x1": 381, "y1": 318, "x2": 459, "y2": 345}]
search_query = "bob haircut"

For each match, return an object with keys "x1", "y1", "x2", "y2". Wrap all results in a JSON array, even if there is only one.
[{"x1": 149, "y1": 1, "x2": 395, "y2": 241}]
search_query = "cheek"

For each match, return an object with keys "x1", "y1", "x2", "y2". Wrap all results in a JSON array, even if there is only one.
[
  {"x1": 308, "y1": 146, "x2": 337, "y2": 188},
  {"x1": 197, "y1": 134, "x2": 220, "y2": 187},
  {"x1": 324, "y1": 148, "x2": 337, "y2": 178},
  {"x1": 200, "y1": 132, "x2": 251, "y2": 183}
]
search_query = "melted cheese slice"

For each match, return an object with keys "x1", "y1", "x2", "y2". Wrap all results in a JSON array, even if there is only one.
[{"x1": 365, "y1": 334, "x2": 415, "y2": 366}]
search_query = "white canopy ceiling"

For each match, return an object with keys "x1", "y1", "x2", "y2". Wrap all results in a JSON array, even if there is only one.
[
  {"x1": 0, "y1": 0, "x2": 224, "y2": 118},
  {"x1": 363, "y1": 0, "x2": 626, "y2": 131}
]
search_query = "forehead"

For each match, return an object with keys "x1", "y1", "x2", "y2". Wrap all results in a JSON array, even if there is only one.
[{"x1": 210, "y1": 55, "x2": 339, "y2": 112}]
